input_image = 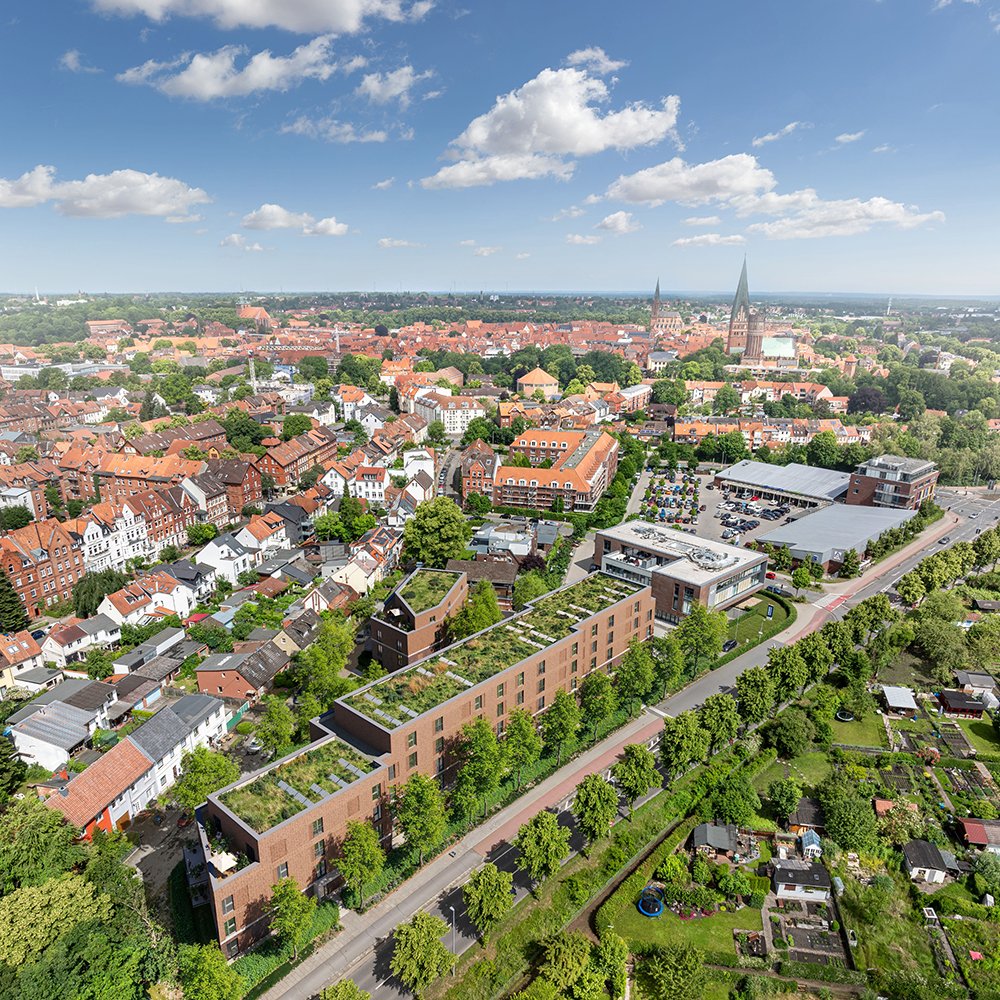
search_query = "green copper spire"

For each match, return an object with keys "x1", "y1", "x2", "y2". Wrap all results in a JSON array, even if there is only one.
[{"x1": 730, "y1": 257, "x2": 749, "y2": 325}]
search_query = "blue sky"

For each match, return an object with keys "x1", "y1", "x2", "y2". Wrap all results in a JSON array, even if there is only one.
[{"x1": 0, "y1": 0, "x2": 997, "y2": 294}]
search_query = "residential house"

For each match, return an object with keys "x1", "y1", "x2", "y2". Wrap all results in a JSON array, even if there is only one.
[
  {"x1": 332, "y1": 384, "x2": 375, "y2": 422},
  {"x1": 903, "y1": 839, "x2": 947, "y2": 884},
  {"x1": 882, "y1": 685, "x2": 919, "y2": 719},
  {"x1": 959, "y1": 818, "x2": 1000, "y2": 857},
  {"x1": 772, "y1": 861, "x2": 832, "y2": 902},
  {"x1": 0, "y1": 519, "x2": 85, "y2": 618},
  {"x1": 351, "y1": 466, "x2": 389, "y2": 505},
  {"x1": 413, "y1": 392, "x2": 486, "y2": 436},
  {"x1": 692, "y1": 822, "x2": 738, "y2": 859},
  {"x1": 42, "y1": 615, "x2": 121, "y2": 669},
  {"x1": 98, "y1": 571, "x2": 196, "y2": 625},
  {"x1": 938, "y1": 690, "x2": 986, "y2": 719},
  {"x1": 198, "y1": 533, "x2": 254, "y2": 586},
  {"x1": 180, "y1": 472, "x2": 231, "y2": 529},
  {"x1": 788, "y1": 797, "x2": 825, "y2": 835},
  {"x1": 257, "y1": 427, "x2": 339, "y2": 490},
  {"x1": 263, "y1": 502, "x2": 314, "y2": 546},
  {"x1": 955, "y1": 670, "x2": 999, "y2": 710},
  {"x1": 63, "y1": 501, "x2": 149, "y2": 573},
  {"x1": 0, "y1": 630, "x2": 45, "y2": 698},
  {"x1": 460, "y1": 439, "x2": 499, "y2": 499},
  {"x1": 196, "y1": 643, "x2": 290, "y2": 701},
  {"x1": 445, "y1": 557, "x2": 517, "y2": 611},
  {"x1": 124, "y1": 487, "x2": 199, "y2": 558},
  {"x1": 235, "y1": 512, "x2": 289, "y2": 560},
  {"x1": 206, "y1": 459, "x2": 263, "y2": 520},
  {"x1": 301, "y1": 579, "x2": 354, "y2": 614}
]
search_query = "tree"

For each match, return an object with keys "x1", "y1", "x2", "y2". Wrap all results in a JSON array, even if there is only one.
[
  {"x1": 463, "y1": 862, "x2": 513, "y2": 943},
  {"x1": 611, "y1": 743, "x2": 659, "y2": 817},
  {"x1": 713, "y1": 383, "x2": 740, "y2": 415},
  {"x1": 0, "y1": 505, "x2": 32, "y2": 530},
  {"x1": 975, "y1": 851, "x2": 1000, "y2": 896},
  {"x1": 389, "y1": 911, "x2": 453, "y2": 998},
  {"x1": 0, "y1": 740, "x2": 26, "y2": 805},
  {"x1": 255, "y1": 697, "x2": 295, "y2": 756},
  {"x1": 514, "y1": 810, "x2": 571, "y2": 888},
  {"x1": 847, "y1": 386, "x2": 888, "y2": 415},
  {"x1": 295, "y1": 692, "x2": 323, "y2": 741},
  {"x1": 280, "y1": 413, "x2": 314, "y2": 441},
  {"x1": 159, "y1": 544, "x2": 181, "y2": 562},
  {"x1": 0, "y1": 797, "x2": 84, "y2": 893},
  {"x1": 818, "y1": 774, "x2": 878, "y2": 851},
  {"x1": 645, "y1": 944, "x2": 707, "y2": 1000},
  {"x1": 709, "y1": 771, "x2": 761, "y2": 827},
  {"x1": 895, "y1": 570, "x2": 926, "y2": 606},
  {"x1": 698, "y1": 693, "x2": 739, "y2": 753},
  {"x1": 84, "y1": 647, "x2": 113, "y2": 680},
  {"x1": 675, "y1": 603, "x2": 727, "y2": 673},
  {"x1": 791, "y1": 566, "x2": 812, "y2": 595},
  {"x1": 187, "y1": 522, "x2": 218, "y2": 546},
  {"x1": 805, "y1": 430, "x2": 840, "y2": 469},
  {"x1": 339, "y1": 820, "x2": 385, "y2": 909},
  {"x1": 796, "y1": 631, "x2": 835, "y2": 685},
  {"x1": 505, "y1": 707, "x2": 542, "y2": 789},
  {"x1": 402, "y1": 497, "x2": 472, "y2": 567},
  {"x1": 266, "y1": 877, "x2": 316, "y2": 960},
  {"x1": 299, "y1": 355, "x2": 329, "y2": 382},
  {"x1": 651, "y1": 634, "x2": 684, "y2": 699},
  {"x1": 396, "y1": 773, "x2": 447, "y2": 865},
  {"x1": 448, "y1": 580, "x2": 502, "y2": 641},
  {"x1": 579, "y1": 671, "x2": 617, "y2": 741},
  {"x1": 735, "y1": 666, "x2": 775, "y2": 727},
  {"x1": 538, "y1": 931, "x2": 593, "y2": 992},
  {"x1": 596, "y1": 931, "x2": 628, "y2": 1000},
  {"x1": 513, "y1": 570, "x2": 550, "y2": 610},
  {"x1": 767, "y1": 645, "x2": 808, "y2": 702},
  {"x1": 172, "y1": 747, "x2": 239, "y2": 814},
  {"x1": 572, "y1": 773, "x2": 619, "y2": 849},
  {"x1": 659, "y1": 711, "x2": 710, "y2": 778},
  {"x1": 765, "y1": 708, "x2": 815, "y2": 758},
  {"x1": 178, "y1": 943, "x2": 246, "y2": 1000},
  {"x1": 465, "y1": 491, "x2": 492, "y2": 515},
  {"x1": 0, "y1": 568, "x2": 28, "y2": 633},
  {"x1": 839, "y1": 548, "x2": 861, "y2": 578},
  {"x1": 458, "y1": 716, "x2": 506, "y2": 818},
  {"x1": 615, "y1": 637, "x2": 654, "y2": 714},
  {"x1": 767, "y1": 778, "x2": 801, "y2": 824},
  {"x1": 297, "y1": 613, "x2": 357, "y2": 706},
  {"x1": 913, "y1": 616, "x2": 969, "y2": 678},
  {"x1": 540, "y1": 689, "x2": 580, "y2": 766}
]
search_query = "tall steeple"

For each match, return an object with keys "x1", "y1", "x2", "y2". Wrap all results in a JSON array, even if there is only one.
[
  {"x1": 727, "y1": 257, "x2": 751, "y2": 354},
  {"x1": 652, "y1": 278, "x2": 661, "y2": 322}
]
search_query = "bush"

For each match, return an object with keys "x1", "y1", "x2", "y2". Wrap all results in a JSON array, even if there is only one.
[
  {"x1": 235, "y1": 721, "x2": 255, "y2": 735},
  {"x1": 776, "y1": 960, "x2": 867, "y2": 985}
]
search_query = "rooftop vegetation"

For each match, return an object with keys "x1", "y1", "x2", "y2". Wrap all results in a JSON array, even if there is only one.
[
  {"x1": 397, "y1": 569, "x2": 461, "y2": 613},
  {"x1": 342, "y1": 573, "x2": 640, "y2": 728},
  {"x1": 218, "y1": 739, "x2": 377, "y2": 832}
]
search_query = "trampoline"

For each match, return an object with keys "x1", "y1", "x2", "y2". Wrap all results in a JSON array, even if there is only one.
[
  {"x1": 835, "y1": 710, "x2": 855, "y2": 722},
  {"x1": 638, "y1": 885, "x2": 664, "y2": 917}
]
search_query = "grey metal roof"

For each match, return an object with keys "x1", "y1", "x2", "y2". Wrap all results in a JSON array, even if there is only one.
[
  {"x1": 12, "y1": 702, "x2": 93, "y2": 750},
  {"x1": 903, "y1": 839, "x2": 946, "y2": 872},
  {"x1": 127, "y1": 707, "x2": 188, "y2": 762},
  {"x1": 170, "y1": 693, "x2": 223, "y2": 729},
  {"x1": 717, "y1": 460, "x2": 850, "y2": 501},
  {"x1": 757, "y1": 504, "x2": 917, "y2": 565}
]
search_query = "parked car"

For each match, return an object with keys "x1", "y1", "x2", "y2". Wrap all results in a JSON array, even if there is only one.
[
  {"x1": 765, "y1": 571, "x2": 776, "y2": 579},
  {"x1": 245, "y1": 738, "x2": 263, "y2": 753},
  {"x1": 722, "y1": 639, "x2": 738, "y2": 653}
]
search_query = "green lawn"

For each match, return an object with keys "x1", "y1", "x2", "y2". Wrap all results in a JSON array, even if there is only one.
[
  {"x1": 612, "y1": 900, "x2": 762, "y2": 961},
  {"x1": 879, "y1": 651, "x2": 936, "y2": 689},
  {"x1": 955, "y1": 716, "x2": 1000, "y2": 756},
  {"x1": 831, "y1": 713, "x2": 887, "y2": 748},
  {"x1": 753, "y1": 751, "x2": 831, "y2": 794},
  {"x1": 727, "y1": 598, "x2": 789, "y2": 642}
]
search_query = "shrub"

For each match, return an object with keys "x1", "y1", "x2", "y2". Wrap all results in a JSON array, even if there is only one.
[{"x1": 235, "y1": 721, "x2": 254, "y2": 735}]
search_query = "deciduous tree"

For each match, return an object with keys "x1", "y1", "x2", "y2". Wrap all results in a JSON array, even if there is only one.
[
  {"x1": 767, "y1": 778, "x2": 801, "y2": 824},
  {"x1": 178, "y1": 943, "x2": 246, "y2": 1000},
  {"x1": 515, "y1": 811, "x2": 571, "y2": 889},
  {"x1": 540, "y1": 689, "x2": 580, "y2": 766},
  {"x1": 458, "y1": 716, "x2": 506, "y2": 818},
  {"x1": 266, "y1": 876, "x2": 316, "y2": 959},
  {"x1": 659, "y1": 711, "x2": 710, "y2": 778},
  {"x1": 579, "y1": 671, "x2": 617, "y2": 742},
  {"x1": 611, "y1": 743, "x2": 659, "y2": 818},
  {"x1": 389, "y1": 911, "x2": 453, "y2": 998},
  {"x1": 572, "y1": 773, "x2": 619, "y2": 850},
  {"x1": 172, "y1": 747, "x2": 240, "y2": 814},
  {"x1": 339, "y1": 820, "x2": 385, "y2": 909},
  {"x1": 255, "y1": 696, "x2": 295, "y2": 756},
  {"x1": 674, "y1": 603, "x2": 727, "y2": 673},
  {"x1": 614, "y1": 637, "x2": 654, "y2": 714},
  {"x1": 462, "y1": 862, "x2": 513, "y2": 943},
  {"x1": 505, "y1": 707, "x2": 542, "y2": 789},
  {"x1": 396, "y1": 773, "x2": 447, "y2": 866},
  {"x1": 735, "y1": 666, "x2": 774, "y2": 727},
  {"x1": 402, "y1": 497, "x2": 473, "y2": 567},
  {"x1": 697, "y1": 693, "x2": 739, "y2": 753}
]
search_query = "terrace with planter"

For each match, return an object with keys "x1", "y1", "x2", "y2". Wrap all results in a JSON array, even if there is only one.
[
  {"x1": 342, "y1": 573, "x2": 641, "y2": 729},
  {"x1": 217, "y1": 738, "x2": 379, "y2": 833}
]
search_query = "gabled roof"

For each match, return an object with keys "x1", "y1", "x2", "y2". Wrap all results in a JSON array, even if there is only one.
[
  {"x1": 773, "y1": 861, "x2": 831, "y2": 889},
  {"x1": 903, "y1": 839, "x2": 947, "y2": 872},
  {"x1": 693, "y1": 822, "x2": 737, "y2": 852}
]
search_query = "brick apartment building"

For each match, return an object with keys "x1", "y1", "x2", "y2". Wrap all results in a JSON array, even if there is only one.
[
  {"x1": 371, "y1": 568, "x2": 468, "y2": 673},
  {"x1": 197, "y1": 572, "x2": 653, "y2": 954},
  {"x1": 257, "y1": 427, "x2": 339, "y2": 489},
  {"x1": 0, "y1": 519, "x2": 86, "y2": 618},
  {"x1": 492, "y1": 429, "x2": 619, "y2": 512},
  {"x1": 594, "y1": 519, "x2": 767, "y2": 623},
  {"x1": 845, "y1": 454, "x2": 939, "y2": 510},
  {"x1": 93, "y1": 454, "x2": 205, "y2": 503},
  {"x1": 207, "y1": 459, "x2": 263, "y2": 519},
  {"x1": 460, "y1": 439, "x2": 500, "y2": 499},
  {"x1": 121, "y1": 419, "x2": 228, "y2": 457}
]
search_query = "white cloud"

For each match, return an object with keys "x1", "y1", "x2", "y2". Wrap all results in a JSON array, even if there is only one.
[
  {"x1": 378, "y1": 237, "x2": 423, "y2": 248},
  {"x1": 356, "y1": 65, "x2": 433, "y2": 108},
  {"x1": 473, "y1": 245, "x2": 501, "y2": 256},
  {"x1": 596, "y1": 210, "x2": 640, "y2": 235},
  {"x1": 683, "y1": 215, "x2": 721, "y2": 226},
  {"x1": 242, "y1": 203, "x2": 313, "y2": 230},
  {"x1": 372, "y1": 177, "x2": 395, "y2": 189},
  {"x1": 672, "y1": 233, "x2": 746, "y2": 247},
  {"x1": 516, "y1": 252, "x2": 531, "y2": 259},
  {"x1": 241, "y1": 202, "x2": 349, "y2": 236},
  {"x1": 421, "y1": 56, "x2": 680, "y2": 188},
  {"x1": 280, "y1": 116, "x2": 388, "y2": 143},
  {"x1": 117, "y1": 36, "x2": 361, "y2": 99},
  {"x1": 835, "y1": 130, "x2": 866, "y2": 144},
  {"x1": 743, "y1": 191, "x2": 945, "y2": 239},
  {"x1": 751, "y1": 120, "x2": 805, "y2": 147},
  {"x1": 91, "y1": 0, "x2": 434, "y2": 34},
  {"x1": 565, "y1": 47, "x2": 627, "y2": 74},
  {"x1": 458, "y1": 239, "x2": 476, "y2": 246},
  {"x1": 220, "y1": 233, "x2": 264, "y2": 251},
  {"x1": 566, "y1": 233, "x2": 601, "y2": 245},
  {"x1": 604, "y1": 154, "x2": 777, "y2": 207},
  {"x1": 872, "y1": 144, "x2": 894, "y2": 154},
  {"x1": 59, "y1": 50, "x2": 101, "y2": 73},
  {"x1": 0, "y1": 165, "x2": 211, "y2": 219},
  {"x1": 550, "y1": 205, "x2": 584, "y2": 221}
]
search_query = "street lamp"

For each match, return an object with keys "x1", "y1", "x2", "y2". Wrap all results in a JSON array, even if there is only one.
[{"x1": 449, "y1": 905, "x2": 456, "y2": 975}]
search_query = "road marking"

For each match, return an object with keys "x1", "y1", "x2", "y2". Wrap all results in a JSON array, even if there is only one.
[{"x1": 647, "y1": 705, "x2": 668, "y2": 717}]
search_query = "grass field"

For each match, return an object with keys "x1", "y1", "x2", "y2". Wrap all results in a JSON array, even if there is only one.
[
  {"x1": 727, "y1": 598, "x2": 789, "y2": 643},
  {"x1": 831, "y1": 713, "x2": 887, "y2": 748},
  {"x1": 955, "y1": 717, "x2": 1000, "y2": 755},
  {"x1": 753, "y1": 751, "x2": 831, "y2": 794},
  {"x1": 613, "y1": 899, "x2": 762, "y2": 960},
  {"x1": 880, "y1": 651, "x2": 936, "y2": 689}
]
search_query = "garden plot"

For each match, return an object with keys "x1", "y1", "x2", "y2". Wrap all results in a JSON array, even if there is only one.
[
  {"x1": 940, "y1": 766, "x2": 999, "y2": 812},
  {"x1": 769, "y1": 902, "x2": 848, "y2": 968}
]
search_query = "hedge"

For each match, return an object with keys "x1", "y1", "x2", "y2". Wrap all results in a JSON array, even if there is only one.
[
  {"x1": 775, "y1": 960, "x2": 867, "y2": 985},
  {"x1": 167, "y1": 861, "x2": 215, "y2": 946}
]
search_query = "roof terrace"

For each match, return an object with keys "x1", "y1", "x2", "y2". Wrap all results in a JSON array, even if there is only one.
[
  {"x1": 341, "y1": 573, "x2": 641, "y2": 729},
  {"x1": 396, "y1": 568, "x2": 462, "y2": 613},
  {"x1": 217, "y1": 738, "x2": 379, "y2": 833}
]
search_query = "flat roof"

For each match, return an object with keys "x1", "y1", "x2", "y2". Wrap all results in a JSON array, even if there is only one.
[
  {"x1": 756, "y1": 505, "x2": 917, "y2": 563},
  {"x1": 882, "y1": 685, "x2": 919, "y2": 711},
  {"x1": 717, "y1": 460, "x2": 850, "y2": 502},
  {"x1": 597, "y1": 520, "x2": 765, "y2": 585},
  {"x1": 340, "y1": 573, "x2": 641, "y2": 730},
  {"x1": 396, "y1": 569, "x2": 463, "y2": 614}
]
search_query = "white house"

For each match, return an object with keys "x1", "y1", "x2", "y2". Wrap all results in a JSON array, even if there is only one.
[
  {"x1": 903, "y1": 840, "x2": 947, "y2": 884},
  {"x1": 771, "y1": 861, "x2": 832, "y2": 903},
  {"x1": 414, "y1": 392, "x2": 486, "y2": 436},
  {"x1": 235, "y1": 512, "x2": 288, "y2": 560},
  {"x1": 70, "y1": 502, "x2": 150, "y2": 573},
  {"x1": 403, "y1": 448, "x2": 435, "y2": 482},
  {"x1": 351, "y1": 466, "x2": 389, "y2": 505},
  {"x1": 198, "y1": 533, "x2": 254, "y2": 586},
  {"x1": 43, "y1": 615, "x2": 121, "y2": 669}
]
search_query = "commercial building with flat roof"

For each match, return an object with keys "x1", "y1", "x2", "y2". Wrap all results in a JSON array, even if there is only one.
[
  {"x1": 714, "y1": 460, "x2": 850, "y2": 507},
  {"x1": 845, "y1": 454, "x2": 939, "y2": 510},
  {"x1": 594, "y1": 520, "x2": 766, "y2": 622},
  {"x1": 756, "y1": 504, "x2": 917, "y2": 571}
]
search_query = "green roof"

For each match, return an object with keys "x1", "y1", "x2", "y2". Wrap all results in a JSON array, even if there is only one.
[
  {"x1": 341, "y1": 573, "x2": 641, "y2": 729},
  {"x1": 218, "y1": 739, "x2": 379, "y2": 832},
  {"x1": 396, "y1": 569, "x2": 462, "y2": 614}
]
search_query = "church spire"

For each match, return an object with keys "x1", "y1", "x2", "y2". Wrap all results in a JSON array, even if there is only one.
[
  {"x1": 731, "y1": 257, "x2": 749, "y2": 324},
  {"x1": 653, "y1": 278, "x2": 661, "y2": 319}
]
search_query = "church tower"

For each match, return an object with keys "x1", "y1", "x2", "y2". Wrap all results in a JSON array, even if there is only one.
[
  {"x1": 727, "y1": 258, "x2": 751, "y2": 354},
  {"x1": 744, "y1": 308, "x2": 765, "y2": 363},
  {"x1": 651, "y1": 278, "x2": 662, "y2": 326}
]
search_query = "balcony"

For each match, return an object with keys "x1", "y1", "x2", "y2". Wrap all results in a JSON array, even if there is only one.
[{"x1": 601, "y1": 553, "x2": 658, "y2": 586}]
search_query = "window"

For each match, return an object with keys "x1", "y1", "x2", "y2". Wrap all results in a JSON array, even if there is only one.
[
  {"x1": 312, "y1": 818, "x2": 324, "y2": 837},
  {"x1": 496, "y1": 702, "x2": 505, "y2": 717},
  {"x1": 436, "y1": 757, "x2": 445, "y2": 774},
  {"x1": 516, "y1": 690, "x2": 525, "y2": 705},
  {"x1": 315, "y1": 859, "x2": 327, "y2": 878},
  {"x1": 222, "y1": 895, "x2": 234, "y2": 914},
  {"x1": 372, "y1": 784, "x2": 380, "y2": 801},
  {"x1": 388, "y1": 764, "x2": 397, "y2": 782},
  {"x1": 434, "y1": 716, "x2": 444, "y2": 733},
  {"x1": 591, "y1": 624, "x2": 598, "y2": 636},
  {"x1": 571, "y1": 642, "x2": 578, "y2": 655},
  {"x1": 277, "y1": 862, "x2": 289, "y2": 879},
  {"x1": 590, "y1": 656, "x2": 597, "y2": 669},
  {"x1": 607, "y1": 647, "x2": 613, "y2": 662},
  {"x1": 537, "y1": 696, "x2": 545, "y2": 710},
  {"x1": 407, "y1": 732, "x2": 417, "y2": 748},
  {"x1": 571, "y1": 659, "x2": 578, "y2": 673},
  {"x1": 608, "y1": 614, "x2": 615, "y2": 627},
  {"x1": 537, "y1": 678, "x2": 545, "y2": 693},
  {"x1": 591, "y1": 640, "x2": 598, "y2": 653},
  {"x1": 408, "y1": 752, "x2": 418, "y2": 768},
  {"x1": 496, "y1": 682, "x2": 505, "y2": 698},
  {"x1": 224, "y1": 918, "x2": 237, "y2": 937},
  {"x1": 314, "y1": 840, "x2": 325, "y2": 858},
  {"x1": 474, "y1": 694, "x2": 483, "y2": 710},
  {"x1": 571, "y1": 678, "x2": 578, "y2": 692},
  {"x1": 434, "y1": 736, "x2": 445, "y2": 753},
  {"x1": 607, "y1": 632, "x2": 614, "y2": 646},
  {"x1": 538, "y1": 660, "x2": 545, "y2": 674},
  {"x1": 496, "y1": 720, "x2": 505, "y2": 735},
  {"x1": 226, "y1": 940, "x2": 239, "y2": 959},
  {"x1": 516, "y1": 672, "x2": 524, "y2": 687}
]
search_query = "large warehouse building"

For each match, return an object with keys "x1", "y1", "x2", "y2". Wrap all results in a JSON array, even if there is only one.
[
  {"x1": 714, "y1": 460, "x2": 850, "y2": 508},
  {"x1": 594, "y1": 520, "x2": 767, "y2": 623},
  {"x1": 756, "y1": 504, "x2": 918, "y2": 571}
]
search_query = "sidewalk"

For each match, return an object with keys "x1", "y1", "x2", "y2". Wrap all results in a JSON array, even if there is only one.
[{"x1": 260, "y1": 712, "x2": 663, "y2": 1000}]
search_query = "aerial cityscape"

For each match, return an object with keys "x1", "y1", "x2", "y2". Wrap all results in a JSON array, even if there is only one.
[{"x1": 1, "y1": 3, "x2": 1000, "y2": 1000}]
